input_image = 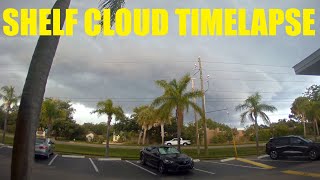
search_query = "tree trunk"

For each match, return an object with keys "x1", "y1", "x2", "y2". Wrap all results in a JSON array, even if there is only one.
[
  {"x1": 137, "y1": 130, "x2": 143, "y2": 145},
  {"x1": 105, "y1": 115, "x2": 112, "y2": 158},
  {"x1": 176, "y1": 109, "x2": 183, "y2": 152},
  {"x1": 315, "y1": 119, "x2": 319, "y2": 136},
  {"x1": 142, "y1": 128, "x2": 147, "y2": 145},
  {"x1": 46, "y1": 118, "x2": 52, "y2": 138},
  {"x1": 1, "y1": 108, "x2": 9, "y2": 144},
  {"x1": 161, "y1": 122, "x2": 164, "y2": 145},
  {"x1": 254, "y1": 116, "x2": 259, "y2": 156},
  {"x1": 303, "y1": 120, "x2": 307, "y2": 137},
  {"x1": 11, "y1": 1, "x2": 71, "y2": 179},
  {"x1": 314, "y1": 120, "x2": 317, "y2": 142}
]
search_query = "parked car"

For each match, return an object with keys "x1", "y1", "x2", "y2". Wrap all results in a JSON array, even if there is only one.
[
  {"x1": 266, "y1": 135, "x2": 320, "y2": 160},
  {"x1": 35, "y1": 138, "x2": 54, "y2": 159},
  {"x1": 164, "y1": 138, "x2": 191, "y2": 146},
  {"x1": 140, "y1": 145, "x2": 194, "y2": 174}
]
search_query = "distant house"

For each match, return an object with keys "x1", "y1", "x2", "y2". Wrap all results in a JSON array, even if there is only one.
[
  {"x1": 113, "y1": 133, "x2": 120, "y2": 142},
  {"x1": 86, "y1": 132, "x2": 95, "y2": 142},
  {"x1": 36, "y1": 128, "x2": 46, "y2": 138}
]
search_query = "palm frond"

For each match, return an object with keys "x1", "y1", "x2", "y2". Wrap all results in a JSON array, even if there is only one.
[
  {"x1": 151, "y1": 96, "x2": 171, "y2": 107},
  {"x1": 178, "y1": 74, "x2": 191, "y2": 93},
  {"x1": 188, "y1": 100, "x2": 204, "y2": 118},
  {"x1": 98, "y1": 0, "x2": 125, "y2": 29},
  {"x1": 235, "y1": 103, "x2": 250, "y2": 111},
  {"x1": 183, "y1": 90, "x2": 203, "y2": 100},
  {"x1": 258, "y1": 103, "x2": 277, "y2": 113},
  {"x1": 240, "y1": 111, "x2": 250, "y2": 124},
  {"x1": 258, "y1": 111, "x2": 271, "y2": 125}
]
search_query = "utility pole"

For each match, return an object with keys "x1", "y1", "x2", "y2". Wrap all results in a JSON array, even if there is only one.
[
  {"x1": 227, "y1": 111, "x2": 238, "y2": 159},
  {"x1": 191, "y1": 78, "x2": 200, "y2": 155},
  {"x1": 198, "y1": 57, "x2": 208, "y2": 156}
]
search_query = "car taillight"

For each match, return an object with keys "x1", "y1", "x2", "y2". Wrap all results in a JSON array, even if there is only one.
[{"x1": 39, "y1": 146, "x2": 47, "y2": 149}]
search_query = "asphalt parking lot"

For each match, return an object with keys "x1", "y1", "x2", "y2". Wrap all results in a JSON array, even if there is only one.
[{"x1": 0, "y1": 145, "x2": 319, "y2": 180}]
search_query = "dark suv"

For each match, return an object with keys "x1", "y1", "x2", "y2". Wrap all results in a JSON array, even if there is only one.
[{"x1": 266, "y1": 135, "x2": 320, "y2": 160}]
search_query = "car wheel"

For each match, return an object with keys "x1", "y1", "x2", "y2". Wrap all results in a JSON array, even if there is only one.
[
  {"x1": 309, "y1": 149, "x2": 319, "y2": 161},
  {"x1": 158, "y1": 162, "x2": 166, "y2": 174},
  {"x1": 270, "y1": 150, "x2": 278, "y2": 160},
  {"x1": 183, "y1": 143, "x2": 187, "y2": 146},
  {"x1": 167, "y1": 143, "x2": 172, "y2": 146},
  {"x1": 140, "y1": 154, "x2": 146, "y2": 165}
]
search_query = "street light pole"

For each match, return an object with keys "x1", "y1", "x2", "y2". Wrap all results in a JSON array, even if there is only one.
[
  {"x1": 227, "y1": 111, "x2": 238, "y2": 159},
  {"x1": 191, "y1": 78, "x2": 200, "y2": 155},
  {"x1": 198, "y1": 57, "x2": 208, "y2": 156}
]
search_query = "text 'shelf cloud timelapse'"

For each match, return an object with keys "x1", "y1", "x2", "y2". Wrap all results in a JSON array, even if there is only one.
[{"x1": 2, "y1": 8, "x2": 317, "y2": 37}]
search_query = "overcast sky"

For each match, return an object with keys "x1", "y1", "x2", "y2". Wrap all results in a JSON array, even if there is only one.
[{"x1": 1, "y1": 0, "x2": 320, "y2": 129}]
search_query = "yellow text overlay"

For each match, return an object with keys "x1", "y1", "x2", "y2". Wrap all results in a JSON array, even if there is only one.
[{"x1": 2, "y1": 8, "x2": 317, "y2": 36}]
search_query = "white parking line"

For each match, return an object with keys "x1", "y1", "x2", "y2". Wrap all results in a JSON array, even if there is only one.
[
  {"x1": 193, "y1": 159, "x2": 200, "y2": 162},
  {"x1": 220, "y1": 157, "x2": 235, "y2": 162},
  {"x1": 194, "y1": 168, "x2": 215, "y2": 175},
  {"x1": 6, "y1": 146, "x2": 13, "y2": 149},
  {"x1": 98, "y1": 158, "x2": 121, "y2": 161},
  {"x1": 61, "y1": 155, "x2": 85, "y2": 158},
  {"x1": 125, "y1": 160, "x2": 157, "y2": 176},
  {"x1": 203, "y1": 161, "x2": 266, "y2": 170},
  {"x1": 89, "y1": 158, "x2": 99, "y2": 173},
  {"x1": 258, "y1": 155, "x2": 269, "y2": 159},
  {"x1": 48, "y1": 154, "x2": 58, "y2": 166}
]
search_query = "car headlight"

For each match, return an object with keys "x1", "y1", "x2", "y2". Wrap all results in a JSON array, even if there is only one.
[{"x1": 163, "y1": 159, "x2": 174, "y2": 164}]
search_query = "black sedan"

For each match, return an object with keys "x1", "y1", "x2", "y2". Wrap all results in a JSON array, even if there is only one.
[{"x1": 140, "y1": 145, "x2": 194, "y2": 174}]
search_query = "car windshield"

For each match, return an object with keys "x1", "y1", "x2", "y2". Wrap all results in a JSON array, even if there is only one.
[
  {"x1": 305, "y1": 139, "x2": 313, "y2": 143},
  {"x1": 158, "y1": 147, "x2": 180, "y2": 155},
  {"x1": 36, "y1": 139, "x2": 45, "y2": 144}
]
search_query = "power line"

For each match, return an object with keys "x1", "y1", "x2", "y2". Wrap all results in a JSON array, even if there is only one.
[
  {"x1": 203, "y1": 69, "x2": 293, "y2": 75},
  {"x1": 0, "y1": 60, "x2": 291, "y2": 68},
  {"x1": 201, "y1": 61, "x2": 290, "y2": 68}
]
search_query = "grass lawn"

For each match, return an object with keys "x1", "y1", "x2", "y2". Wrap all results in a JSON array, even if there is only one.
[
  {"x1": 54, "y1": 143, "x2": 265, "y2": 160},
  {"x1": 3, "y1": 135, "x2": 265, "y2": 159}
]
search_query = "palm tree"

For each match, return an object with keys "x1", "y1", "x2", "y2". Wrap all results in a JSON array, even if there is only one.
[
  {"x1": 134, "y1": 105, "x2": 157, "y2": 145},
  {"x1": 152, "y1": 74, "x2": 203, "y2": 151},
  {"x1": 235, "y1": 92, "x2": 277, "y2": 156},
  {"x1": 11, "y1": 1, "x2": 125, "y2": 179},
  {"x1": 291, "y1": 97, "x2": 310, "y2": 137},
  {"x1": 154, "y1": 107, "x2": 172, "y2": 145},
  {"x1": 0, "y1": 86, "x2": 19, "y2": 144},
  {"x1": 92, "y1": 99, "x2": 124, "y2": 157}
]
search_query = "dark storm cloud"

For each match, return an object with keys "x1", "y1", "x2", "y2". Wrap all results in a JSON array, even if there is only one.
[{"x1": 1, "y1": 0, "x2": 320, "y2": 127}]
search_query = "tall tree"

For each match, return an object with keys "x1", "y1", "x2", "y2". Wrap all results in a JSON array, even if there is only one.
[
  {"x1": 155, "y1": 107, "x2": 172, "y2": 145},
  {"x1": 305, "y1": 101, "x2": 320, "y2": 139},
  {"x1": 235, "y1": 92, "x2": 277, "y2": 156},
  {"x1": 152, "y1": 74, "x2": 203, "y2": 151},
  {"x1": 92, "y1": 99, "x2": 124, "y2": 157},
  {"x1": 11, "y1": 1, "x2": 126, "y2": 179},
  {"x1": 0, "y1": 86, "x2": 19, "y2": 144},
  {"x1": 40, "y1": 98, "x2": 65, "y2": 137},
  {"x1": 291, "y1": 97, "x2": 310, "y2": 137},
  {"x1": 304, "y1": 85, "x2": 320, "y2": 101},
  {"x1": 134, "y1": 105, "x2": 157, "y2": 145}
]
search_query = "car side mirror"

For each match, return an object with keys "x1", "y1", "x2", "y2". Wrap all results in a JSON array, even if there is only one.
[{"x1": 49, "y1": 141, "x2": 55, "y2": 145}]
